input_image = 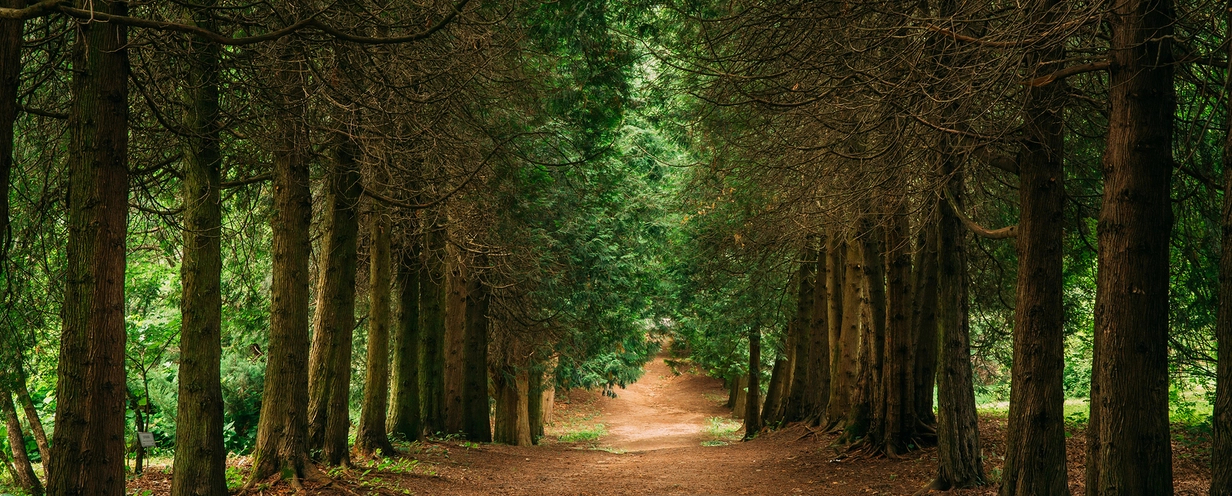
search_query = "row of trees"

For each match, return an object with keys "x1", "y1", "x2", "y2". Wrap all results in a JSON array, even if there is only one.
[
  {"x1": 657, "y1": 0, "x2": 1228, "y2": 494},
  {"x1": 0, "y1": 0, "x2": 666, "y2": 494}
]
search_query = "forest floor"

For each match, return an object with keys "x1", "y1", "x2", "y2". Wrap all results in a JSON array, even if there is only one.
[{"x1": 126, "y1": 351, "x2": 1213, "y2": 495}]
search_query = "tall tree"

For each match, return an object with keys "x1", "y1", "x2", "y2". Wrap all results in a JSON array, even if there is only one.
[
  {"x1": 420, "y1": 213, "x2": 447, "y2": 434},
  {"x1": 1215, "y1": 9, "x2": 1232, "y2": 488},
  {"x1": 390, "y1": 246, "x2": 424, "y2": 441},
  {"x1": 462, "y1": 255, "x2": 491, "y2": 442},
  {"x1": 999, "y1": 1, "x2": 1069, "y2": 493},
  {"x1": 356, "y1": 204, "x2": 397, "y2": 455},
  {"x1": 743, "y1": 327, "x2": 762, "y2": 439},
  {"x1": 48, "y1": 2, "x2": 131, "y2": 493},
  {"x1": 1086, "y1": 0, "x2": 1176, "y2": 491},
  {"x1": 171, "y1": 2, "x2": 227, "y2": 493},
  {"x1": 2, "y1": 389, "x2": 41, "y2": 496}
]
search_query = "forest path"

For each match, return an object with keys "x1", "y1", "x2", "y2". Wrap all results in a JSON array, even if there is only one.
[{"x1": 595, "y1": 349, "x2": 732, "y2": 451}]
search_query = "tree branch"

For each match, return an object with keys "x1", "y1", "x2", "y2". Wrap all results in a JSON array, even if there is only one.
[
  {"x1": 221, "y1": 173, "x2": 271, "y2": 189},
  {"x1": 0, "y1": 0, "x2": 65, "y2": 20},
  {"x1": 944, "y1": 190, "x2": 1017, "y2": 239},
  {"x1": 1024, "y1": 61, "x2": 1110, "y2": 87}
]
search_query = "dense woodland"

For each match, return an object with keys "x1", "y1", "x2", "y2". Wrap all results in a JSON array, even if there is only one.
[{"x1": 0, "y1": 0, "x2": 1230, "y2": 494}]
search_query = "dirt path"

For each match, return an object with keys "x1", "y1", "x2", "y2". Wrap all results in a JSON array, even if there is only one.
[{"x1": 128, "y1": 349, "x2": 1212, "y2": 495}]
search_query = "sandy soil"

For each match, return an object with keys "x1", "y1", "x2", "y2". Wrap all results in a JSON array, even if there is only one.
[{"x1": 128, "y1": 350, "x2": 1213, "y2": 495}]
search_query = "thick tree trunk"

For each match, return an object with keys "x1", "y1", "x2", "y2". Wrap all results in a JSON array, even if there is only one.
[
  {"x1": 172, "y1": 3, "x2": 227, "y2": 491},
  {"x1": 878, "y1": 204, "x2": 915, "y2": 455},
  {"x1": 807, "y1": 238, "x2": 831, "y2": 424},
  {"x1": 356, "y1": 206, "x2": 396, "y2": 456},
  {"x1": 911, "y1": 224, "x2": 940, "y2": 429},
  {"x1": 743, "y1": 328, "x2": 762, "y2": 439},
  {"x1": 926, "y1": 161, "x2": 986, "y2": 491},
  {"x1": 1087, "y1": 0, "x2": 1175, "y2": 492},
  {"x1": 420, "y1": 216, "x2": 447, "y2": 435},
  {"x1": 829, "y1": 237, "x2": 863, "y2": 428},
  {"x1": 444, "y1": 249, "x2": 466, "y2": 434},
  {"x1": 528, "y1": 367, "x2": 543, "y2": 444},
  {"x1": 862, "y1": 222, "x2": 888, "y2": 394},
  {"x1": 999, "y1": 5, "x2": 1069, "y2": 493},
  {"x1": 247, "y1": 51, "x2": 313, "y2": 485},
  {"x1": 462, "y1": 259, "x2": 491, "y2": 442},
  {"x1": 493, "y1": 365, "x2": 531, "y2": 446},
  {"x1": 389, "y1": 247, "x2": 424, "y2": 442},
  {"x1": 1216, "y1": 9, "x2": 1232, "y2": 492},
  {"x1": 784, "y1": 245, "x2": 815, "y2": 423},
  {"x1": 13, "y1": 368, "x2": 49, "y2": 476},
  {"x1": 0, "y1": 0, "x2": 18, "y2": 267},
  {"x1": 306, "y1": 137, "x2": 362, "y2": 466},
  {"x1": 2, "y1": 390, "x2": 41, "y2": 496},
  {"x1": 732, "y1": 375, "x2": 748, "y2": 419},
  {"x1": 48, "y1": 2, "x2": 130, "y2": 493}
]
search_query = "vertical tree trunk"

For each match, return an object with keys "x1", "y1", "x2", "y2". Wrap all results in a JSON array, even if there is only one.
[
  {"x1": 0, "y1": 0, "x2": 19, "y2": 269},
  {"x1": 999, "y1": 3, "x2": 1069, "y2": 493},
  {"x1": 862, "y1": 222, "x2": 888, "y2": 394},
  {"x1": 172, "y1": 3, "x2": 227, "y2": 491},
  {"x1": 493, "y1": 365, "x2": 530, "y2": 446},
  {"x1": 389, "y1": 247, "x2": 424, "y2": 442},
  {"x1": 732, "y1": 375, "x2": 748, "y2": 419},
  {"x1": 743, "y1": 328, "x2": 762, "y2": 439},
  {"x1": 13, "y1": 368, "x2": 49, "y2": 476},
  {"x1": 444, "y1": 248, "x2": 466, "y2": 434},
  {"x1": 927, "y1": 161, "x2": 986, "y2": 490},
  {"x1": 2, "y1": 390, "x2": 41, "y2": 496},
  {"x1": 1087, "y1": 0, "x2": 1175, "y2": 492},
  {"x1": 785, "y1": 244, "x2": 815, "y2": 423},
  {"x1": 879, "y1": 203, "x2": 915, "y2": 455},
  {"x1": 528, "y1": 366, "x2": 544, "y2": 444},
  {"x1": 827, "y1": 237, "x2": 846, "y2": 425},
  {"x1": 462, "y1": 257, "x2": 491, "y2": 442},
  {"x1": 48, "y1": 2, "x2": 130, "y2": 493},
  {"x1": 911, "y1": 223, "x2": 940, "y2": 429},
  {"x1": 829, "y1": 237, "x2": 863, "y2": 428},
  {"x1": 356, "y1": 206, "x2": 396, "y2": 456},
  {"x1": 807, "y1": 237, "x2": 831, "y2": 424},
  {"x1": 420, "y1": 216, "x2": 447, "y2": 435},
  {"x1": 761, "y1": 355, "x2": 789, "y2": 425},
  {"x1": 307, "y1": 138, "x2": 363, "y2": 466},
  {"x1": 1215, "y1": 8, "x2": 1232, "y2": 491},
  {"x1": 247, "y1": 46, "x2": 313, "y2": 487}
]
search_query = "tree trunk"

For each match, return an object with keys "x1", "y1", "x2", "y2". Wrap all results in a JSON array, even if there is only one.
[
  {"x1": 743, "y1": 328, "x2": 762, "y2": 439},
  {"x1": 879, "y1": 203, "x2": 915, "y2": 455},
  {"x1": 827, "y1": 237, "x2": 846, "y2": 425},
  {"x1": 247, "y1": 47, "x2": 314, "y2": 485},
  {"x1": 462, "y1": 258, "x2": 491, "y2": 442},
  {"x1": 0, "y1": 0, "x2": 18, "y2": 269},
  {"x1": 356, "y1": 206, "x2": 396, "y2": 456},
  {"x1": 48, "y1": 2, "x2": 130, "y2": 493},
  {"x1": 761, "y1": 355, "x2": 789, "y2": 425},
  {"x1": 862, "y1": 221, "x2": 888, "y2": 395},
  {"x1": 528, "y1": 367, "x2": 544, "y2": 444},
  {"x1": 420, "y1": 216, "x2": 447, "y2": 435},
  {"x1": 911, "y1": 223, "x2": 940, "y2": 429},
  {"x1": 172, "y1": 2, "x2": 227, "y2": 490},
  {"x1": 829, "y1": 237, "x2": 863, "y2": 428},
  {"x1": 784, "y1": 245, "x2": 815, "y2": 423},
  {"x1": 1215, "y1": 8, "x2": 1232, "y2": 491},
  {"x1": 493, "y1": 365, "x2": 531, "y2": 446},
  {"x1": 306, "y1": 137, "x2": 362, "y2": 466},
  {"x1": 807, "y1": 237, "x2": 831, "y2": 424},
  {"x1": 389, "y1": 247, "x2": 424, "y2": 442},
  {"x1": 2, "y1": 390, "x2": 41, "y2": 496},
  {"x1": 444, "y1": 248, "x2": 466, "y2": 434},
  {"x1": 999, "y1": 3, "x2": 1069, "y2": 493},
  {"x1": 13, "y1": 368, "x2": 49, "y2": 476},
  {"x1": 1087, "y1": 0, "x2": 1176, "y2": 492},
  {"x1": 732, "y1": 375, "x2": 747, "y2": 419},
  {"x1": 926, "y1": 159, "x2": 986, "y2": 491}
]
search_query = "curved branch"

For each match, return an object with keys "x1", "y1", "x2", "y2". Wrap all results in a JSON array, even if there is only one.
[{"x1": 944, "y1": 189, "x2": 1017, "y2": 239}]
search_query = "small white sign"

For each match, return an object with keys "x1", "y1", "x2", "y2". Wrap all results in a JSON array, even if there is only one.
[{"x1": 137, "y1": 432, "x2": 156, "y2": 448}]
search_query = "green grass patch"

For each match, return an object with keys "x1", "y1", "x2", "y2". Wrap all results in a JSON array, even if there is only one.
[
  {"x1": 558, "y1": 423, "x2": 607, "y2": 443},
  {"x1": 701, "y1": 416, "x2": 741, "y2": 446}
]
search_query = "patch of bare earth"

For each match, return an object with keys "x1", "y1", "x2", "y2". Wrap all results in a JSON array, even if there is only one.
[{"x1": 127, "y1": 353, "x2": 1213, "y2": 495}]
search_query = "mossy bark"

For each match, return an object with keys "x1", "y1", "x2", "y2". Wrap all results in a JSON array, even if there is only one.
[{"x1": 356, "y1": 207, "x2": 397, "y2": 456}]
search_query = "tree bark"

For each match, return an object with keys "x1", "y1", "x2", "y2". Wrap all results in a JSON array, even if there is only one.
[
  {"x1": 356, "y1": 206, "x2": 396, "y2": 456},
  {"x1": 829, "y1": 237, "x2": 863, "y2": 428},
  {"x1": 911, "y1": 223, "x2": 940, "y2": 429},
  {"x1": 171, "y1": 1, "x2": 227, "y2": 491},
  {"x1": 761, "y1": 355, "x2": 789, "y2": 425},
  {"x1": 420, "y1": 215, "x2": 447, "y2": 435},
  {"x1": 807, "y1": 237, "x2": 831, "y2": 424},
  {"x1": 528, "y1": 366, "x2": 544, "y2": 444},
  {"x1": 0, "y1": 0, "x2": 18, "y2": 269},
  {"x1": 247, "y1": 48, "x2": 313, "y2": 485},
  {"x1": 462, "y1": 257, "x2": 491, "y2": 442},
  {"x1": 48, "y1": 2, "x2": 130, "y2": 493},
  {"x1": 2, "y1": 390, "x2": 41, "y2": 496},
  {"x1": 390, "y1": 247, "x2": 424, "y2": 442},
  {"x1": 743, "y1": 328, "x2": 762, "y2": 439},
  {"x1": 827, "y1": 237, "x2": 846, "y2": 425},
  {"x1": 13, "y1": 367, "x2": 49, "y2": 476},
  {"x1": 1215, "y1": 6, "x2": 1232, "y2": 491},
  {"x1": 999, "y1": 3, "x2": 1069, "y2": 493},
  {"x1": 444, "y1": 248, "x2": 466, "y2": 434},
  {"x1": 493, "y1": 365, "x2": 531, "y2": 446},
  {"x1": 784, "y1": 244, "x2": 815, "y2": 423},
  {"x1": 926, "y1": 160, "x2": 986, "y2": 491},
  {"x1": 1087, "y1": 0, "x2": 1176, "y2": 492},
  {"x1": 306, "y1": 137, "x2": 362, "y2": 466},
  {"x1": 879, "y1": 203, "x2": 915, "y2": 455}
]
